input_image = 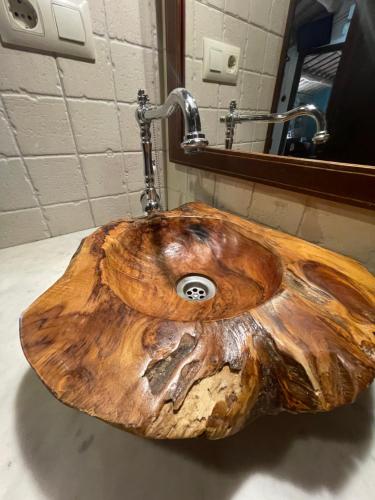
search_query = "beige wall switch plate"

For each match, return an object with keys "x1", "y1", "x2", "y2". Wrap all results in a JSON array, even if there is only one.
[
  {"x1": 52, "y1": 3, "x2": 86, "y2": 43},
  {"x1": 203, "y1": 38, "x2": 240, "y2": 85}
]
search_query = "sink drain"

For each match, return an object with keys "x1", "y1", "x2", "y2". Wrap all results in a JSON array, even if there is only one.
[{"x1": 176, "y1": 275, "x2": 216, "y2": 302}]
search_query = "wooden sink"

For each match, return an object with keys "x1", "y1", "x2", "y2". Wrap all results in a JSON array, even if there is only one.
[{"x1": 20, "y1": 202, "x2": 375, "y2": 439}]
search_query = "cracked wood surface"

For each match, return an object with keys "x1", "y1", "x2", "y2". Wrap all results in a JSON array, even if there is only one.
[{"x1": 20, "y1": 202, "x2": 375, "y2": 439}]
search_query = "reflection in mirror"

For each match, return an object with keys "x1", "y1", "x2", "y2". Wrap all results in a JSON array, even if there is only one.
[
  {"x1": 219, "y1": 101, "x2": 329, "y2": 150},
  {"x1": 280, "y1": 46, "x2": 341, "y2": 158},
  {"x1": 185, "y1": 0, "x2": 292, "y2": 153},
  {"x1": 269, "y1": 0, "x2": 355, "y2": 160},
  {"x1": 185, "y1": 0, "x2": 375, "y2": 166}
]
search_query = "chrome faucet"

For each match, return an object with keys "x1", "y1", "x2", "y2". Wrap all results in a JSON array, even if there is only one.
[
  {"x1": 136, "y1": 88, "x2": 209, "y2": 214},
  {"x1": 220, "y1": 100, "x2": 330, "y2": 150}
]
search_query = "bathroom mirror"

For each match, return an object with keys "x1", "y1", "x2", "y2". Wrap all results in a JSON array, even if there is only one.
[{"x1": 165, "y1": 0, "x2": 375, "y2": 209}]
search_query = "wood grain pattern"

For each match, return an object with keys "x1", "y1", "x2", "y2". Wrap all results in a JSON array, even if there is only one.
[{"x1": 20, "y1": 202, "x2": 375, "y2": 439}]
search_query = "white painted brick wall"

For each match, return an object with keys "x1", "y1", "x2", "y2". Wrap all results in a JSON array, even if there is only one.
[
  {"x1": 0, "y1": 0, "x2": 166, "y2": 248},
  {"x1": 0, "y1": 158, "x2": 37, "y2": 210},
  {"x1": 81, "y1": 153, "x2": 125, "y2": 198},
  {"x1": 26, "y1": 156, "x2": 87, "y2": 204},
  {"x1": 0, "y1": 44, "x2": 61, "y2": 95},
  {"x1": 58, "y1": 38, "x2": 115, "y2": 100},
  {"x1": 44, "y1": 200, "x2": 93, "y2": 237},
  {"x1": 0, "y1": 107, "x2": 17, "y2": 157},
  {"x1": 3, "y1": 95, "x2": 76, "y2": 155}
]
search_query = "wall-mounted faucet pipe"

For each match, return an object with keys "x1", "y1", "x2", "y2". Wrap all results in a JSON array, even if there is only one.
[
  {"x1": 220, "y1": 100, "x2": 330, "y2": 150},
  {"x1": 136, "y1": 87, "x2": 208, "y2": 215}
]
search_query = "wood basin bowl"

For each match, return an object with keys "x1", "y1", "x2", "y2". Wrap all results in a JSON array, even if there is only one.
[
  {"x1": 101, "y1": 215, "x2": 283, "y2": 322},
  {"x1": 20, "y1": 202, "x2": 375, "y2": 439}
]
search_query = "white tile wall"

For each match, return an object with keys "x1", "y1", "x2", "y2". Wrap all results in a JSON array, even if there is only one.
[
  {"x1": 0, "y1": 209, "x2": 49, "y2": 247},
  {"x1": 194, "y1": 2, "x2": 224, "y2": 59},
  {"x1": 0, "y1": 44, "x2": 61, "y2": 95},
  {"x1": 110, "y1": 42, "x2": 160, "y2": 104},
  {"x1": 58, "y1": 38, "x2": 115, "y2": 100},
  {"x1": 105, "y1": 0, "x2": 158, "y2": 48},
  {"x1": 185, "y1": 0, "x2": 290, "y2": 148},
  {"x1": 91, "y1": 193, "x2": 131, "y2": 226},
  {"x1": 68, "y1": 99, "x2": 122, "y2": 153},
  {"x1": 249, "y1": 0, "x2": 273, "y2": 29},
  {"x1": 3, "y1": 95, "x2": 76, "y2": 155},
  {"x1": 248, "y1": 183, "x2": 306, "y2": 234},
  {"x1": 0, "y1": 0, "x2": 165, "y2": 249},
  {"x1": 263, "y1": 33, "x2": 283, "y2": 76},
  {"x1": 245, "y1": 25, "x2": 267, "y2": 73},
  {"x1": 26, "y1": 156, "x2": 87, "y2": 205},
  {"x1": 81, "y1": 153, "x2": 125, "y2": 198},
  {"x1": 0, "y1": 103, "x2": 17, "y2": 157},
  {"x1": 225, "y1": 0, "x2": 251, "y2": 21},
  {"x1": 0, "y1": 159, "x2": 37, "y2": 211},
  {"x1": 44, "y1": 201, "x2": 93, "y2": 237},
  {"x1": 270, "y1": 0, "x2": 291, "y2": 35}
]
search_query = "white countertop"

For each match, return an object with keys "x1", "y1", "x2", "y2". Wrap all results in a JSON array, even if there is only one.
[{"x1": 0, "y1": 229, "x2": 374, "y2": 500}]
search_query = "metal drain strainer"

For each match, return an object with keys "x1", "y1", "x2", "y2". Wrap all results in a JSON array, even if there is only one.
[{"x1": 176, "y1": 275, "x2": 216, "y2": 302}]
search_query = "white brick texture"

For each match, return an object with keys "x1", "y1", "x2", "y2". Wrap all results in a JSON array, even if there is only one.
[
  {"x1": 44, "y1": 201, "x2": 94, "y2": 237},
  {"x1": 3, "y1": 95, "x2": 75, "y2": 155},
  {"x1": 91, "y1": 194, "x2": 131, "y2": 226},
  {"x1": 0, "y1": 103, "x2": 17, "y2": 157},
  {"x1": 26, "y1": 156, "x2": 87, "y2": 205},
  {"x1": 0, "y1": 44, "x2": 61, "y2": 96},
  {"x1": 104, "y1": 0, "x2": 157, "y2": 48},
  {"x1": 111, "y1": 42, "x2": 160, "y2": 104},
  {"x1": 0, "y1": 0, "x2": 166, "y2": 248},
  {"x1": 68, "y1": 99, "x2": 122, "y2": 153},
  {"x1": 0, "y1": 158, "x2": 37, "y2": 210},
  {"x1": 81, "y1": 153, "x2": 125, "y2": 198},
  {"x1": 58, "y1": 37, "x2": 115, "y2": 100},
  {"x1": 0, "y1": 208, "x2": 49, "y2": 248}
]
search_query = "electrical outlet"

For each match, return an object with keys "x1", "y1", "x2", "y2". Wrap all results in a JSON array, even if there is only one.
[
  {"x1": 0, "y1": 0, "x2": 95, "y2": 61},
  {"x1": 203, "y1": 38, "x2": 241, "y2": 85},
  {"x1": 5, "y1": 0, "x2": 44, "y2": 35}
]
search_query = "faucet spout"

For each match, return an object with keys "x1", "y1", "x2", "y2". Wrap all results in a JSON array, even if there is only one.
[
  {"x1": 140, "y1": 88, "x2": 209, "y2": 153},
  {"x1": 220, "y1": 102, "x2": 330, "y2": 149},
  {"x1": 136, "y1": 88, "x2": 208, "y2": 215}
]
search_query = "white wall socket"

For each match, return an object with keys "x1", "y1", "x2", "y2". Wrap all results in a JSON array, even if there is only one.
[
  {"x1": 0, "y1": 0, "x2": 95, "y2": 61},
  {"x1": 202, "y1": 38, "x2": 240, "y2": 85}
]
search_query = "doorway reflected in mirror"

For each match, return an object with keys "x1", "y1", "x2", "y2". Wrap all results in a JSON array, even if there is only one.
[{"x1": 269, "y1": 0, "x2": 354, "y2": 161}]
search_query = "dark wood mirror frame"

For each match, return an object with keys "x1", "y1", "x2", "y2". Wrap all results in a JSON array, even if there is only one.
[{"x1": 165, "y1": 0, "x2": 375, "y2": 210}]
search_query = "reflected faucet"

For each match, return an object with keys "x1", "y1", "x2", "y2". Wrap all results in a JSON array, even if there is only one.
[
  {"x1": 136, "y1": 88, "x2": 208, "y2": 214},
  {"x1": 220, "y1": 100, "x2": 330, "y2": 150}
]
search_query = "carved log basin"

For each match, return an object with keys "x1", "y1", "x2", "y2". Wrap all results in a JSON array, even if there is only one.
[{"x1": 20, "y1": 202, "x2": 375, "y2": 439}]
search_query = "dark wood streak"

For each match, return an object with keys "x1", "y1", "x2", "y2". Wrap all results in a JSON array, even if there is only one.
[
  {"x1": 20, "y1": 202, "x2": 375, "y2": 439},
  {"x1": 144, "y1": 333, "x2": 197, "y2": 395},
  {"x1": 303, "y1": 261, "x2": 375, "y2": 322}
]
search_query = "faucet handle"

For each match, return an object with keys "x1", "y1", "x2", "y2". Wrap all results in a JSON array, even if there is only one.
[
  {"x1": 229, "y1": 100, "x2": 237, "y2": 112},
  {"x1": 220, "y1": 100, "x2": 238, "y2": 123},
  {"x1": 137, "y1": 89, "x2": 150, "y2": 106}
]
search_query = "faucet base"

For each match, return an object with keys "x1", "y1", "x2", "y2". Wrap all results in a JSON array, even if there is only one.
[{"x1": 141, "y1": 188, "x2": 161, "y2": 215}]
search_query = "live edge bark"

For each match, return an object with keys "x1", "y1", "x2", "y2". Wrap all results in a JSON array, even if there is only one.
[{"x1": 20, "y1": 203, "x2": 375, "y2": 439}]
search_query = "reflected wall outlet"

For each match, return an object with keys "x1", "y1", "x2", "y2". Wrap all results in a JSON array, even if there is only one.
[
  {"x1": 203, "y1": 38, "x2": 240, "y2": 85},
  {"x1": 0, "y1": 0, "x2": 95, "y2": 61}
]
